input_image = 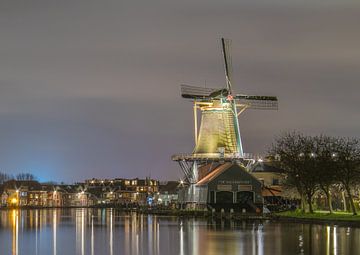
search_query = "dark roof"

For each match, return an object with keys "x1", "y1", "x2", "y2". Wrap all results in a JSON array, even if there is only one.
[
  {"x1": 250, "y1": 162, "x2": 284, "y2": 173},
  {"x1": 196, "y1": 163, "x2": 260, "y2": 186},
  {"x1": 56, "y1": 185, "x2": 81, "y2": 193},
  {"x1": 197, "y1": 163, "x2": 232, "y2": 185},
  {"x1": 159, "y1": 181, "x2": 179, "y2": 194},
  {"x1": 197, "y1": 162, "x2": 222, "y2": 181},
  {"x1": 2, "y1": 180, "x2": 42, "y2": 190}
]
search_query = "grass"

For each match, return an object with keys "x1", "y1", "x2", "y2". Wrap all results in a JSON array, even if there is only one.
[{"x1": 276, "y1": 210, "x2": 360, "y2": 222}]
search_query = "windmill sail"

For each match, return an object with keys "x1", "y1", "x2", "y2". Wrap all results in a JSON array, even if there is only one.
[
  {"x1": 221, "y1": 38, "x2": 233, "y2": 94},
  {"x1": 180, "y1": 84, "x2": 219, "y2": 99},
  {"x1": 236, "y1": 94, "x2": 278, "y2": 110},
  {"x1": 220, "y1": 38, "x2": 244, "y2": 156}
]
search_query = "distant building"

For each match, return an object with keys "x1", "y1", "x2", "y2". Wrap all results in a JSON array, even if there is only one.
[
  {"x1": 250, "y1": 161, "x2": 285, "y2": 187},
  {"x1": 85, "y1": 177, "x2": 159, "y2": 205},
  {"x1": 0, "y1": 177, "x2": 160, "y2": 208},
  {"x1": 158, "y1": 181, "x2": 180, "y2": 206},
  {"x1": 1, "y1": 180, "x2": 42, "y2": 207},
  {"x1": 249, "y1": 161, "x2": 295, "y2": 207}
]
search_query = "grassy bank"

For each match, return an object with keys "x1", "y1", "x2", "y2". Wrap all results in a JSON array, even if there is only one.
[{"x1": 275, "y1": 210, "x2": 360, "y2": 226}]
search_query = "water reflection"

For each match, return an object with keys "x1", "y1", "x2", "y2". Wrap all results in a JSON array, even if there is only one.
[
  {"x1": 12, "y1": 210, "x2": 18, "y2": 255},
  {"x1": 0, "y1": 208, "x2": 359, "y2": 255},
  {"x1": 53, "y1": 209, "x2": 57, "y2": 255}
]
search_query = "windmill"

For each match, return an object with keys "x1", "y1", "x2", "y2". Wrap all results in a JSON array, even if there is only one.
[{"x1": 172, "y1": 38, "x2": 278, "y2": 190}]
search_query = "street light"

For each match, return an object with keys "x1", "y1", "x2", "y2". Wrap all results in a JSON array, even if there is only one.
[{"x1": 11, "y1": 198, "x2": 18, "y2": 205}]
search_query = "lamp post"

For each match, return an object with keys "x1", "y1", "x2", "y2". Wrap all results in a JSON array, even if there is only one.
[{"x1": 11, "y1": 189, "x2": 20, "y2": 207}]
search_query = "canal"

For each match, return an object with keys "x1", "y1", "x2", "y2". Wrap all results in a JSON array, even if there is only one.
[{"x1": 0, "y1": 208, "x2": 358, "y2": 255}]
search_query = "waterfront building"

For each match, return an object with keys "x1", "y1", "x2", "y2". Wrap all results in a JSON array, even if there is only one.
[
  {"x1": 249, "y1": 161, "x2": 287, "y2": 208},
  {"x1": 158, "y1": 181, "x2": 180, "y2": 206},
  {"x1": 250, "y1": 160, "x2": 285, "y2": 198},
  {"x1": 180, "y1": 163, "x2": 263, "y2": 212},
  {"x1": 0, "y1": 177, "x2": 160, "y2": 208},
  {"x1": 85, "y1": 177, "x2": 159, "y2": 205},
  {"x1": 1, "y1": 180, "x2": 42, "y2": 207}
]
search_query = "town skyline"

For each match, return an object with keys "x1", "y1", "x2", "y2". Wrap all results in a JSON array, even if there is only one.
[{"x1": 1, "y1": 0, "x2": 359, "y2": 183}]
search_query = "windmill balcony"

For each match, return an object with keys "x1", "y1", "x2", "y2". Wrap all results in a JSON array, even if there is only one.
[{"x1": 172, "y1": 152, "x2": 253, "y2": 161}]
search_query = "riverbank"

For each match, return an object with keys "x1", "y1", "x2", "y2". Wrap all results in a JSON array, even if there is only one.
[
  {"x1": 274, "y1": 211, "x2": 360, "y2": 227},
  {"x1": 4, "y1": 206, "x2": 360, "y2": 226},
  {"x1": 0, "y1": 205, "x2": 269, "y2": 220}
]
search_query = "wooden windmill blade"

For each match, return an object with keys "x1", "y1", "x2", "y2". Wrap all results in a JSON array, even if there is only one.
[
  {"x1": 180, "y1": 84, "x2": 221, "y2": 99},
  {"x1": 221, "y1": 38, "x2": 233, "y2": 95},
  {"x1": 235, "y1": 94, "x2": 278, "y2": 110}
]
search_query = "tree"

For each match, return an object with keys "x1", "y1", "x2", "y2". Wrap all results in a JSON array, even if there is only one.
[
  {"x1": 333, "y1": 137, "x2": 360, "y2": 215},
  {"x1": 313, "y1": 135, "x2": 338, "y2": 214},
  {"x1": 270, "y1": 132, "x2": 318, "y2": 213},
  {"x1": 16, "y1": 173, "x2": 36, "y2": 181},
  {"x1": 0, "y1": 172, "x2": 12, "y2": 184}
]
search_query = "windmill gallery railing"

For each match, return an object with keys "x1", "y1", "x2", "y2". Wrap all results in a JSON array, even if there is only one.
[{"x1": 171, "y1": 152, "x2": 254, "y2": 161}]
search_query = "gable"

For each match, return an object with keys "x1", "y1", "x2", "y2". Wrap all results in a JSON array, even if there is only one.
[{"x1": 211, "y1": 164, "x2": 262, "y2": 189}]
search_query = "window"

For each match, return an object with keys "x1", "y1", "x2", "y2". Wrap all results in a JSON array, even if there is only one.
[
  {"x1": 210, "y1": 191, "x2": 215, "y2": 203},
  {"x1": 272, "y1": 179, "x2": 279, "y2": 185}
]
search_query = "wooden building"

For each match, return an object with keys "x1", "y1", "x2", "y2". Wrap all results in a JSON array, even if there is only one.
[{"x1": 180, "y1": 163, "x2": 263, "y2": 212}]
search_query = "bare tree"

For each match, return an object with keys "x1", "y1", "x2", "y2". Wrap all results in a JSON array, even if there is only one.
[
  {"x1": 270, "y1": 132, "x2": 318, "y2": 213},
  {"x1": 0, "y1": 172, "x2": 12, "y2": 184},
  {"x1": 16, "y1": 173, "x2": 36, "y2": 181},
  {"x1": 313, "y1": 135, "x2": 338, "y2": 214},
  {"x1": 333, "y1": 138, "x2": 360, "y2": 215}
]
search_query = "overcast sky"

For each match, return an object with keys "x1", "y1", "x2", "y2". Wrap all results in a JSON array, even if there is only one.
[{"x1": 0, "y1": 0, "x2": 359, "y2": 182}]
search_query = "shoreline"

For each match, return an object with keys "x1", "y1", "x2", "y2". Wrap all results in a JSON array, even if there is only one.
[
  {"x1": 272, "y1": 215, "x2": 360, "y2": 227},
  {"x1": 272, "y1": 211, "x2": 360, "y2": 227},
  {"x1": 0, "y1": 205, "x2": 269, "y2": 220},
  {"x1": 2, "y1": 206, "x2": 360, "y2": 227}
]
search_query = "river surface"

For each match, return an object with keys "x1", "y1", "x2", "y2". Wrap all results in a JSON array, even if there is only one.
[{"x1": 0, "y1": 208, "x2": 359, "y2": 255}]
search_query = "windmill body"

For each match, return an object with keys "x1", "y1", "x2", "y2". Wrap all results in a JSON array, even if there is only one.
[{"x1": 172, "y1": 38, "x2": 278, "y2": 206}]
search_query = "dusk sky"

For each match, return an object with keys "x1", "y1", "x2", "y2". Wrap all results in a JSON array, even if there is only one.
[{"x1": 1, "y1": 0, "x2": 359, "y2": 183}]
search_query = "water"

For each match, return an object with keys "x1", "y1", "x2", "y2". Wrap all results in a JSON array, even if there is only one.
[{"x1": 0, "y1": 209, "x2": 359, "y2": 255}]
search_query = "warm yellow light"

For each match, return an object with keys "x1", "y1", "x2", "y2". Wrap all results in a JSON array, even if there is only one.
[{"x1": 11, "y1": 198, "x2": 18, "y2": 204}]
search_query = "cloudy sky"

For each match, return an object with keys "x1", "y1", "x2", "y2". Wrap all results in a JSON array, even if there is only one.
[{"x1": 0, "y1": 0, "x2": 359, "y2": 182}]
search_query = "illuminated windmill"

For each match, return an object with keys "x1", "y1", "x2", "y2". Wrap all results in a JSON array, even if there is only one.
[{"x1": 172, "y1": 38, "x2": 278, "y2": 186}]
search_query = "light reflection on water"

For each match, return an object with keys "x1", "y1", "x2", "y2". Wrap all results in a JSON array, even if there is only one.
[{"x1": 0, "y1": 208, "x2": 359, "y2": 255}]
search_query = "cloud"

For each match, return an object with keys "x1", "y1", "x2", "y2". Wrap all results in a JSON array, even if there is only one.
[{"x1": 0, "y1": 0, "x2": 359, "y2": 181}]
